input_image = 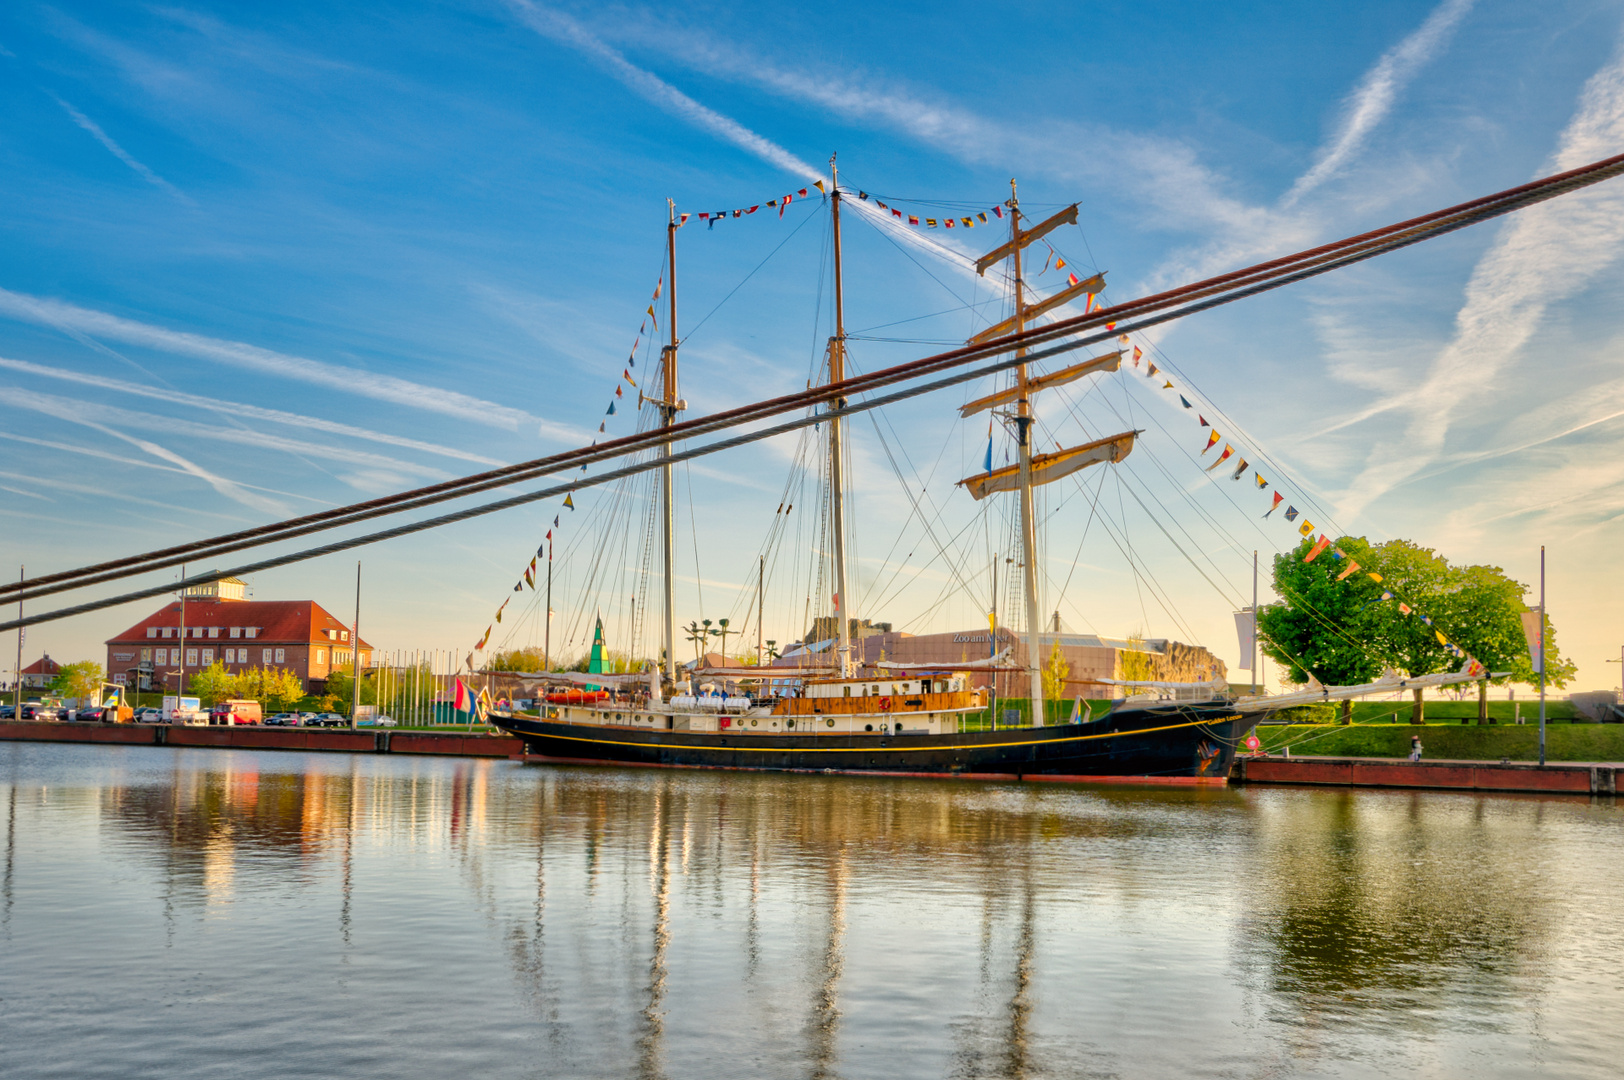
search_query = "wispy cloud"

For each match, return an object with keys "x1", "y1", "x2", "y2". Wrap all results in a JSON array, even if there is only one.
[
  {"x1": 5, "y1": 387, "x2": 287, "y2": 515},
  {"x1": 0, "y1": 287, "x2": 547, "y2": 433},
  {"x1": 1283, "y1": 0, "x2": 1476, "y2": 206},
  {"x1": 49, "y1": 93, "x2": 192, "y2": 203},
  {"x1": 505, "y1": 0, "x2": 820, "y2": 180},
  {"x1": 1336, "y1": 27, "x2": 1624, "y2": 518},
  {"x1": 0, "y1": 355, "x2": 506, "y2": 466}
]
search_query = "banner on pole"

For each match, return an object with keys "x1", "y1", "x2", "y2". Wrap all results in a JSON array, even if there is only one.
[
  {"x1": 1520, "y1": 610, "x2": 1544, "y2": 674},
  {"x1": 1233, "y1": 609, "x2": 1256, "y2": 670}
]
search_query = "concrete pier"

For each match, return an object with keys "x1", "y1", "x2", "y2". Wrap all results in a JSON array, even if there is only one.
[{"x1": 0, "y1": 720, "x2": 524, "y2": 758}]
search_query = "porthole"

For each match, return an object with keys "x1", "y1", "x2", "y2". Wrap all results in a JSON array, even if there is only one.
[
  {"x1": 865, "y1": 724, "x2": 873, "y2": 732},
  {"x1": 826, "y1": 718, "x2": 835, "y2": 728},
  {"x1": 750, "y1": 719, "x2": 759, "y2": 727},
  {"x1": 787, "y1": 719, "x2": 796, "y2": 729}
]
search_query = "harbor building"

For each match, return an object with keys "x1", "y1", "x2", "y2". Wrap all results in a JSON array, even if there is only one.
[{"x1": 105, "y1": 581, "x2": 373, "y2": 693}]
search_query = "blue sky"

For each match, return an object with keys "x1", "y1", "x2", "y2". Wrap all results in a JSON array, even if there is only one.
[{"x1": 3, "y1": 0, "x2": 1622, "y2": 691}]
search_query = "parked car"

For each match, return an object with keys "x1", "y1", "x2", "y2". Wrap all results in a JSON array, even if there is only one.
[
  {"x1": 74, "y1": 706, "x2": 107, "y2": 723},
  {"x1": 263, "y1": 712, "x2": 298, "y2": 727},
  {"x1": 306, "y1": 713, "x2": 349, "y2": 728},
  {"x1": 23, "y1": 703, "x2": 63, "y2": 721},
  {"x1": 134, "y1": 706, "x2": 165, "y2": 723},
  {"x1": 0, "y1": 704, "x2": 14, "y2": 720},
  {"x1": 354, "y1": 715, "x2": 397, "y2": 728}
]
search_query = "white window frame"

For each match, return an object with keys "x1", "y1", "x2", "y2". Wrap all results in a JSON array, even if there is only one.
[
  {"x1": 274, "y1": 648, "x2": 286, "y2": 664},
  {"x1": 263, "y1": 648, "x2": 273, "y2": 664},
  {"x1": 208, "y1": 627, "x2": 219, "y2": 639},
  {"x1": 230, "y1": 626, "x2": 242, "y2": 639},
  {"x1": 315, "y1": 648, "x2": 326, "y2": 666},
  {"x1": 146, "y1": 627, "x2": 158, "y2": 639},
  {"x1": 201, "y1": 648, "x2": 214, "y2": 666},
  {"x1": 185, "y1": 648, "x2": 199, "y2": 667},
  {"x1": 246, "y1": 627, "x2": 258, "y2": 639}
]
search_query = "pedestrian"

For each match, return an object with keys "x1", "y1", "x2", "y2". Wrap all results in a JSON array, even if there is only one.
[{"x1": 1409, "y1": 733, "x2": 1423, "y2": 762}]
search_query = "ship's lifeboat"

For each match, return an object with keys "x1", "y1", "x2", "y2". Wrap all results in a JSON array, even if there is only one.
[{"x1": 545, "y1": 689, "x2": 611, "y2": 705}]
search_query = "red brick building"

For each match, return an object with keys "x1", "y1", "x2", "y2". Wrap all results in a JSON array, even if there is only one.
[
  {"x1": 105, "y1": 598, "x2": 373, "y2": 693},
  {"x1": 20, "y1": 655, "x2": 62, "y2": 691}
]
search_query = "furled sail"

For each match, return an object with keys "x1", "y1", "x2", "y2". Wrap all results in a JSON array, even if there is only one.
[
  {"x1": 958, "y1": 430, "x2": 1137, "y2": 501},
  {"x1": 975, "y1": 204, "x2": 1079, "y2": 275},
  {"x1": 966, "y1": 272, "x2": 1106, "y2": 346},
  {"x1": 958, "y1": 351, "x2": 1122, "y2": 417}
]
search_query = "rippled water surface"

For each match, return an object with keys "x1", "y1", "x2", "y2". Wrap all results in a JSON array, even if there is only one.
[{"x1": 2, "y1": 743, "x2": 1621, "y2": 1079}]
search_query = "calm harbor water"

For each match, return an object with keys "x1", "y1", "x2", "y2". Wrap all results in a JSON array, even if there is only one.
[{"x1": 1, "y1": 743, "x2": 1621, "y2": 1079}]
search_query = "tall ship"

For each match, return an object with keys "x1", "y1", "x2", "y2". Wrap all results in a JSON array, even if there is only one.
[{"x1": 491, "y1": 162, "x2": 1484, "y2": 781}]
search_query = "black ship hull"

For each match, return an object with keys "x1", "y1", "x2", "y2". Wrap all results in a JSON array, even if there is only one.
[{"x1": 494, "y1": 701, "x2": 1262, "y2": 783}]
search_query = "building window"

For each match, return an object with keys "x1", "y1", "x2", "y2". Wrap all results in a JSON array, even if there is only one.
[
  {"x1": 185, "y1": 649, "x2": 198, "y2": 667},
  {"x1": 208, "y1": 627, "x2": 219, "y2": 639},
  {"x1": 359, "y1": 652, "x2": 368, "y2": 667},
  {"x1": 262, "y1": 648, "x2": 273, "y2": 664},
  {"x1": 161, "y1": 627, "x2": 173, "y2": 638},
  {"x1": 274, "y1": 648, "x2": 286, "y2": 664},
  {"x1": 141, "y1": 648, "x2": 151, "y2": 662},
  {"x1": 340, "y1": 630, "x2": 349, "y2": 642},
  {"x1": 153, "y1": 649, "x2": 165, "y2": 665},
  {"x1": 246, "y1": 627, "x2": 258, "y2": 639},
  {"x1": 113, "y1": 674, "x2": 126, "y2": 686},
  {"x1": 201, "y1": 649, "x2": 214, "y2": 666},
  {"x1": 230, "y1": 626, "x2": 241, "y2": 638},
  {"x1": 146, "y1": 627, "x2": 158, "y2": 639},
  {"x1": 315, "y1": 648, "x2": 326, "y2": 666}
]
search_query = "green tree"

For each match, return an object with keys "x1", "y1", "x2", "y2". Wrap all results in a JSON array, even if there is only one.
[
  {"x1": 48, "y1": 660, "x2": 104, "y2": 701},
  {"x1": 486, "y1": 647, "x2": 549, "y2": 673},
  {"x1": 1042, "y1": 639, "x2": 1071, "y2": 699},
  {"x1": 186, "y1": 662, "x2": 235, "y2": 706},
  {"x1": 323, "y1": 669, "x2": 377, "y2": 715},
  {"x1": 1259, "y1": 536, "x2": 1576, "y2": 688}
]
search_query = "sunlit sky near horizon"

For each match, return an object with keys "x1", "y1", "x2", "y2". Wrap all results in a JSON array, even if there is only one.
[{"x1": 2, "y1": 0, "x2": 1622, "y2": 692}]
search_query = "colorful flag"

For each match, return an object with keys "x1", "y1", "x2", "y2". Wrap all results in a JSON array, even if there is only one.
[
  {"x1": 475, "y1": 625, "x2": 491, "y2": 650},
  {"x1": 1147, "y1": 362, "x2": 1159, "y2": 377},
  {"x1": 1435, "y1": 630, "x2": 1449, "y2": 645},
  {"x1": 607, "y1": 401, "x2": 616, "y2": 415},
  {"x1": 1335, "y1": 561, "x2": 1361, "y2": 581},
  {"x1": 1067, "y1": 272, "x2": 1080, "y2": 287},
  {"x1": 1133, "y1": 345, "x2": 1143, "y2": 365},
  {"x1": 993, "y1": 206, "x2": 1004, "y2": 218},
  {"x1": 524, "y1": 562, "x2": 536, "y2": 589},
  {"x1": 1203, "y1": 430, "x2": 1222, "y2": 453},
  {"x1": 615, "y1": 385, "x2": 623, "y2": 398},
  {"x1": 1055, "y1": 257, "x2": 1067, "y2": 270},
  {"x1": 925, "y1": 218, "x2": 938, "y2": 227},
  {"x1": 513, "y1": 582, "x2": 522, "y2": 593},
  {"x1": 1299, "y1": 520, "x2": 1314, "y2": 537},
  {"x1": 962, "y1": 217, "x2": 974, "y2": 227},
  {"x1": 1179, "y1": 395, "x2": 1193, "y2": 408},
  {"x1": 1254, "y1": 473, "x2": 1268, "y2": 489},
  {"x1": 623, "y1": 368, "x2": 637, "y2": 387},
  {"x1": 1303, "y1": 535, "x2": 1333, "y2": 562},
  {"x1": 564, "y1": 493, "x2": 575, "y2": 510},
  {"x1": 1205, "y1": 445, "x2": 1234, "y2": 471},
  {"x1": 1380, "y1": 590, "x2": 1395, "y2": 602},
  {"x1": 1284, "y1": 506, "x2": 1299, "y2": 522},
  {"x1": 1163, "y1": 380, "x2": 1175, "y2": 389},
  {"x1": 798, "y1": 188, "x2": 809, "y2": 198},
  {"x1": 1230, "y1": 457, "x2": 1248, "y2": 479},
  {"x1": 495, "y1": 598, "x2": 509, "y2": 623},
  {"x1": 455, "y1": 679, "x2": 473, "y2": 712},
  {"x1": 1399, "y1": 602, "x2": 1413, "y2": 615},
  {"x1": 908, "y1": 215, "x2": 919, "y2": 225},
  {"x1": 552, "y1": 515, "x2": 559, "y2": 527},
  {"x1": 813, "y1": 180, "x2": 825, "y2": 193},
  {"x1": 893, "y1": 208, "x2": 902, "y2": 218},
  {"x1": 1367, "y1": 572, "x2": 1383, "y2": 583},
  {"x1": 780, "y1": 193, "x2": 793, "y2": 218},
  {"x1": 944, "y1": 218, "x2": 955, "y2": 228},
  {"x1": 977, "y1": 212, "x2": 988, "y2": 223},
  {"x1": 652, "y1": 277, "x2": 662, "y2": 301},
  {"x1": 1264, "y1": 492, "x2": 1284, "y2": 517}
]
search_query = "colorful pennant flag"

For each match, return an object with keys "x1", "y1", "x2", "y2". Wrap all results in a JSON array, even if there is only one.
[
  {"x1": 1335, "y1": 561, "x2": 1361, "y2": 581},
  {"x1": 563, "y1": 493, "x2": 575, "y2": 510},
  {"x1": 1284, "y1": 506, "x2": 1299, "y2": 522},
  {"x1": 1133, "y1": 345, "x2": 1143, "y2": 366},
  {"x1": 1205, "y1": 445, "x2": 1234, "y2": 471},
  {"x1": 1303, "y1": 535, "x2": 1333, "y2": 562},
  {"x1": 1265, "y1": 492, "x2": 1284, "y2": 517},
  {"x1": 1203, "y1": 430, "x2": 1222, "y2": 453},
  {"x1": 1298, "y1": 520, "x2": 1314, "y2": 537},
  {"x1": 1230, "y1": 458, "x2": 1248, "y2": 480},
  {"x1": 1254, "y1": 473, "x2": 1268, "y2": 489},
  {"x1": 1179, "y1": 395, "x2": 1193, "y2": 408}
]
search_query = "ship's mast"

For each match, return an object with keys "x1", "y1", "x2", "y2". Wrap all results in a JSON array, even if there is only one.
[
  {"x1": 661, "y1": 200, "x2": 681, "y2": 688},
  {"x1": 828, "y1": 156, "x2": 853, "y2": 679},
  {"x1": 1008, "y1": 181, "x2": 1046, "y2": 724}
]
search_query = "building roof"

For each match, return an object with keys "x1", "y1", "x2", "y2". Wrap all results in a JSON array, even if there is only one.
[
  {"x1": 105, "y1": 600, "x2": 373, "y2": 650},
  {"x1": 21, "y1": 655, "x2": 60, "y2": 676}
]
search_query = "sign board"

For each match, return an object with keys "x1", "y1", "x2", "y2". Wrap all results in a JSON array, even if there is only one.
[
  {"x1": 1519, "y1": 611, "x2": 1544, "y2": 675},
  {"x1": 162, "y1": 695, "x2": 203, "y2": 721}
]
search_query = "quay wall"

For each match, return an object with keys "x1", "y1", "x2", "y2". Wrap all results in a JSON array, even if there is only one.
[
  {"x1": 0, "y1": 721, "x2": 524, "y2": 758},
  {"x1": 1233, "y1": 755, "x2": 1619, "y2": 795}
]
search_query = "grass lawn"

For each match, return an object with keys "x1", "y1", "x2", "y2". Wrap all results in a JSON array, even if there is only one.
[{"x1": 1256, "y1": 722, "x2": 1624, "y2": 762}]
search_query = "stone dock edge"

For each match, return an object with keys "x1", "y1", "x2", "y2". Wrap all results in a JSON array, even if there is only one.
[{"x1": 1233, "y1": 754, "x2": 1621, "y2": 795}]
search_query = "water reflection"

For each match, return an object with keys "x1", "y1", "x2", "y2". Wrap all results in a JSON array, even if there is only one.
[{"x1": 0, "y1": 746, "x2": 1619, "y2": 1078}]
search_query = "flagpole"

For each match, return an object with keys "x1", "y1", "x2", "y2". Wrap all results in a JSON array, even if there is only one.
[
  {"x1": 1539, "y1": 544, "x2": 1546, "y2": 767},
  {"x1": 351, "y1": 560, "x2": 361, "y2": 730},
  {"x1": 1252, "y1": 550, "x2": 1259, "y2": 694},
  {"x1": 545, "y1": 535, "x2": 553, "y2": 675}
]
